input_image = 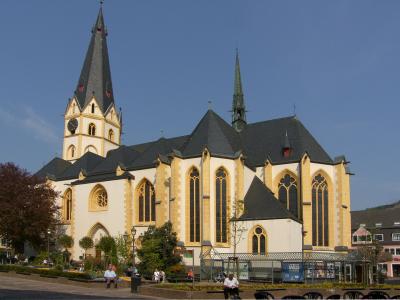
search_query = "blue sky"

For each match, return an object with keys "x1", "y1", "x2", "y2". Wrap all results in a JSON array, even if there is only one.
[{"x1": 0, "y1": 1, "x2": 399, "y2": 210}]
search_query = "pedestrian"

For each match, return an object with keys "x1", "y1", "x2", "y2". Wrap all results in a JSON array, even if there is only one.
[
  {"x1": 104, "y1": 264, "x2": 118, "y2": 288},
  {"x1": 153, "y1": 269, "x2": 160, "y2": 283},
  {"x1": 223, "y1": 273, "x2": 239, "y2": 299},
  {"x1": 160, "y1": 270, "x2": 165, "y2": 283}
]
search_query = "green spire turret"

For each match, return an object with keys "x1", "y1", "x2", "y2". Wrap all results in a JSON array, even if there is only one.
[{"x1": 232, "y1": 49, "x2": 247, "y2": 132}]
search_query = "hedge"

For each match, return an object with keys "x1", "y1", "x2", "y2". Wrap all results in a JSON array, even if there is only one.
[{"x1": 0, "y1": 265, "x2": 92, "y2": 280}]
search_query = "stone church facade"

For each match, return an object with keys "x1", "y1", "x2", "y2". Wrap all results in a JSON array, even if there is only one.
[{"x1": 37, "y1": 7, "x2": 352, "y2": 263}]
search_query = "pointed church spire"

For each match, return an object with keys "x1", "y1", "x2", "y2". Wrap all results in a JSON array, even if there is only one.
[
  {"x1": 232, "y1": 49, "x2": 247, "y2": 132},
  {"x1": 74, "y1": 5, "x2": 115, "y2": 114}
]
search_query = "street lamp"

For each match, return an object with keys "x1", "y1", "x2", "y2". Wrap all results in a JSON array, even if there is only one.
[
  {"x1": 130, "y1": 226, "x2": 138, "y2": 293},
  {"x1": 47, "y1": 229, "x2": 51, "y2": 266}
]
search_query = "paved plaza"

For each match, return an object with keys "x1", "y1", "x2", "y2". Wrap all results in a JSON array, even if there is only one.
[{"x1": 0, "y1": 273, "x2": 161, "y2": 300}]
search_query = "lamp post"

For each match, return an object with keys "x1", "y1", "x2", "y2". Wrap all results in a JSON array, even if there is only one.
[
  {"x1": 130, "y1": 226, "x2": 137, "y2": 293},
  {"x1": 47, "y1": 229, "x2": 51, "y2": 266}
]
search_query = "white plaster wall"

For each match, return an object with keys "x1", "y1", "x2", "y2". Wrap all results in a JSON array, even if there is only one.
[
  {"x1": 71, "y1": 180, "x2": 126, "y2": 259},
  {"x1": 235, "y1": 219, "x2": 303, "y2": 253},
  {"x1": 272, "y1": 163, "x2": 299, "y2": 180},
  {"x1": 243, "y1": 166, "x2": 256, "y2": 196}
]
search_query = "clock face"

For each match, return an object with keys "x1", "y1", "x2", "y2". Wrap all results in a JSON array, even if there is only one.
[{"x1": 67, "y1": 118, "x2": 78, "y2": 134}]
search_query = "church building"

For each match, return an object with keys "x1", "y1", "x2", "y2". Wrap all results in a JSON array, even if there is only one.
[{"x1": 37, "y1": 7, "x2": 352, "y2": 262}]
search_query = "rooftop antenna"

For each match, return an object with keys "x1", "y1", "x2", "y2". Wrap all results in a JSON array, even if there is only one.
[{"x1": 293, "y1": 103, "x2": 297, "y2": 117}]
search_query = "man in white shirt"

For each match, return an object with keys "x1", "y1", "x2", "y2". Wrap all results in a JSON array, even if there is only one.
[
  {"x1": 104, "y1": 264, "x2": 117, "y2": 288},
  {"x1": 223, "y1": 273, "x2": 239, "y2": 299}
]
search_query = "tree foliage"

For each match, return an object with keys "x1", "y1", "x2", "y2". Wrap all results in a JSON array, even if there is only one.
[
  {"x1": 0, "y1": 163, "x2": 59, "y2": 253},
  {"x1": 58, "y1": 234, "x2": 73, "y2": 250},
  {"x1": 97, "y1": 236, "x2": 116, "y2": 266},
  {"x1": 79, "y1": 236, "x2": 94, "y2": 252},
  {"x1": 137, "y1": 222, "x2": 181, "y2": 277}
]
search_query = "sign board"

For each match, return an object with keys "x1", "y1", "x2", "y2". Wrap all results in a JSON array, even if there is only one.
[{"x1": 282, "y1": 262, "x2": 304, "y2": 282}]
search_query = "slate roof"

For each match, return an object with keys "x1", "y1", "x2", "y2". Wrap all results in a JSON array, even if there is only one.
[
  {"x1": 240, "y1": 116, "x2": 333, "y2": 166},
  {"x1": 351, "y1": 201, "x2": 400, "y2": 229},
  {"x1": 38, "y1": 108, "x2": 336, "y2": 182},
  {"x1": 57, "y1": 152, "x2": 104, "y2": 180},
  {"x1": 180, "y1": 110, "x2": 242, "y2": 158},
  {"x1": 35, "y1": 158, "x2": 71, "y2": 180},
  {"x1": 238, "y1": 176, "x2": 300, "y2": 222},
  {"x1": 73, "y1": 7, "x2": 115, "y2": 114}
]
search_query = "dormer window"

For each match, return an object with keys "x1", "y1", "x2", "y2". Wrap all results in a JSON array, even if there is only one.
[
  {"x1": 352, "y1": 225, "x2": 372, "y2": 244},
  {"x1": 78, "y1": 84, "x2": 84, "y2": 92}
]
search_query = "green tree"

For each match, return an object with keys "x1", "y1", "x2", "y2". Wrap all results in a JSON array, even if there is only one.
[
  {"x1": 0, "y1": 163, "x2": 59, "y2": 254},
  {"x1": 137, "y1": 222, "x2": 181, "y2": 278},
  {"x1": 97, "y1": 236, "x2": 116, "y2": 267},
  {"x1": 57, "y1": 234, "x2": 73, "y2": 263},
  {"x1": 115, "y1": 234, "x2": 131, "y2": 265},
  {"x1": 79, "y1": 236, "x2": 94, "y2": 259}
]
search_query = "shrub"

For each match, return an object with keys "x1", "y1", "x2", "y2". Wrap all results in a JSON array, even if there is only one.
[
  {"x1": 166, "y1": 264, "x2": 186, "y2": 278},
  {"x1": 0, "y1": 264, "x2": 91, "y2": 280}
]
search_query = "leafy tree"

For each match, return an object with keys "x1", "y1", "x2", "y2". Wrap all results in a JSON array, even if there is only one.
[
  {"x1": 79, "y1": 236, "x2": 94, "y2": 259},
  {"x1": 97, "y1": 236, "x2": 116, "y2": 267},
  {"x1": 114, "y1": 234, "x2": 131, "y2": 265},
  {"x1": 0, "y1": 163, "x2": 59, "y2": 254},
  {"x1": 58, "y1": 234, "x2": 73, "y2": 263},
  {"x1": 137, "y1": 222, "x2": 181, "y2": 277}
]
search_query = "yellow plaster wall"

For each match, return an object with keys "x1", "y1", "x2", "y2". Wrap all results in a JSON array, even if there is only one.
[
  {"x1": 124, "y1": 179, "x2": 133, "y2": 234},
  {"x1": 155, "y1": 161, "x2": 168, "y2": 227},
  {"x1": 235, "y1": 156, "x2": 244, "y2": 216},
  {"x1": 300, "y1": 155, "x2": 312, "y2": 246},
  {"x1": 170, "y1": 157, "x2": 182, "y2": 240},
  {"x1": 202, "y1": 150, "x2": 211, "y2": 242},
  {"x1": 263, "y1": 161, "x2": 273, "y2": 191}
]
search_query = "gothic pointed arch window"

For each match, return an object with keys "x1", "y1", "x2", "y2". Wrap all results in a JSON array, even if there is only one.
[
  {"x1": 108, "y1": 129, "x2": 114, "y2": 142},
  {"x1": 137, "y1": 180, "x2": 155, "y2": 223},
  {"x1": 187, "y1": 167, "x2": 200, "y2": 243},
  {"x1": 251, "y1": 226, "x2": 267, "y2": 255},
  {"x1": 216, "y1": 167, "x2": 229, "y2": 244},
  {"x1": 63, "y1": 189, "x2": 72, "y2": 222},
  {"x1": 89, "y1": 185, "x2": 108, "y2": 211},
  {"x1": 67, "y1": 145, "x2": 76, "y2": 160},
  {"x1": 312, "y1": 173, "x2": 329, "y2": 246},
  {"x1": 88, "y1": 123, "x2": 96, "y2": 136},
  {"x1": 278, "y1": 174, "x2": 299, "y2": 218}
]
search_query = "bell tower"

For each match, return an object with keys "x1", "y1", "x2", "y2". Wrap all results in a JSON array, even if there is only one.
[{"x1": 62, "y1": 5, "x2": 121, "y2": 162}]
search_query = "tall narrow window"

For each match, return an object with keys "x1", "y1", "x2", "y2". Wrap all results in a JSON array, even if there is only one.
[
  {"x1": 68, "y1": 145, "x2": 76, "y2": 160},
  {"x1": 278, "y1": 174, "x2": 299, "y2": 218},
  {"x1": 108, "y1": 129, "x2": 114, "y2": 142},
  {"x1": 312, "y1": 174, "x2": 329, "y2": 246},
  {"x1": 216, "y1": 168, "x2": 228, "y2": 243},
  {"x1": 138, "y1": 180, "x2": 155, "y2": 223},
  {"x1": 188, "y1": 168, "x2": 200, "y2": 243},
  {"x1": 64, "y1": 189, "x2": 72, "y2": 222},
  {"x1": 88, "y1": 123, "x2": 96, "y2": 136},
  {"x1": 251, "y1": 226, "x2": 267, "y2": 255},
  {"x1": 91, "y1": 103, "x2": 95, "y2": 113}
]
